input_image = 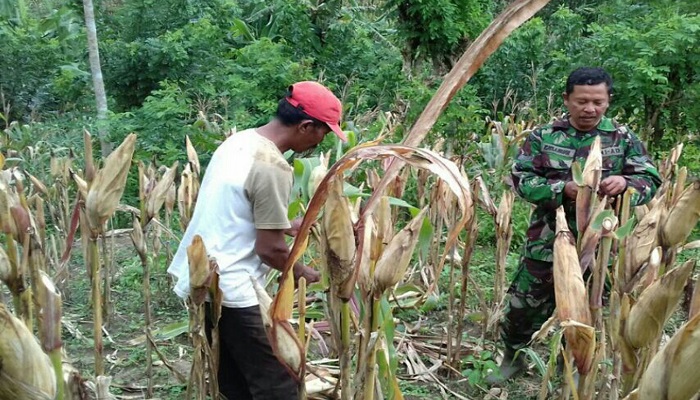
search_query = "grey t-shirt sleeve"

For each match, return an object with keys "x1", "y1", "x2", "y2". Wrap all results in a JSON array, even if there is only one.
[{"x1": 244, "y1": 159, "x2": 293, "y2": 230}]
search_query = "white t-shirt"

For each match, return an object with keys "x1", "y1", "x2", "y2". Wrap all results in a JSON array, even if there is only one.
[{"x1": 167, "y1": 129, "x2": 293, "y2": 308}]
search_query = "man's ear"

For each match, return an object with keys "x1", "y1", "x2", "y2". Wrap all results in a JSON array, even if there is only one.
[{"x1": 298, "y1": 119, "x2": 314, "y2": 132}]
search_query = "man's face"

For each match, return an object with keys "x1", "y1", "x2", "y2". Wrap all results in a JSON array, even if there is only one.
[
  {"x1": 291, "y1": 121, "x2": 331, "y2": 153},
  {"x1": 563, "y1": 83, "x2": 610, "y2": 132}
]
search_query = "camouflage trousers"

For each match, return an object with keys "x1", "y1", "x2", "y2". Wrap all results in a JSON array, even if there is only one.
[{"x1": 499, "y1": 257, "x2": 556, "y2": 352}]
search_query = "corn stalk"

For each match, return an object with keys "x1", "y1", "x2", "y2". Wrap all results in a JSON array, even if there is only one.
[
  {"x1": 80, "y1": 132, "x2": 136, "y2": 376},
  {"x1": 185, "y1": 235, "x2": 221, "y2": 399}
]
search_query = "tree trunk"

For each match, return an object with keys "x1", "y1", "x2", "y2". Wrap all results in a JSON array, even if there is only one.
[{"x1": 82, "y1": 0, "x2": 112, "y2": 156}]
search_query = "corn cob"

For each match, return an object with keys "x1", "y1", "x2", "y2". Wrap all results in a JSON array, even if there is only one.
[
  {"x1": 625, "y1": 201, "x2": 665, "y2": 286},
  {"x1": 661, "y1": 181, "x2": 700, "y2": 248},
  {"x1": 625, "y1": 260, "x2": 694, "y2": 349},
  {"x1": 323, "y1": 177, "x2": 356, "y2": 300},
  {"x1": 0, "y1": 304, "x2": 56, "y2": 400},
  {"x1": 85, "y1": 133, "x2": 137, "y2": 235},
  {"x1": 372, "y1": 207, "x2": 427, "y2": 297},
  {"x1": 638, "y1": 312, "x2": 700, "y2": 400},
  {"x1": 553, "y1": 206, "x2": 595, "y2": 374}
]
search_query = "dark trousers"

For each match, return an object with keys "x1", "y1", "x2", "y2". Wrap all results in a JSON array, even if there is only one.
[
  {"x1": 499, "y1": 258, "x2": 556, "y2": 352},
  {"x1": 205, "y1": 305, "x2": 299, "y2": 400}
]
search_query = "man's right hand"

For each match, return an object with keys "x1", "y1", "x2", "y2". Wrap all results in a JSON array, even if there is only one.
[
  {"x1": 564, "y1": 181, "x2": 579, "y2": 199},
  {"x1": 293, "y1": 264, "x2": 320, "y2": 285}
]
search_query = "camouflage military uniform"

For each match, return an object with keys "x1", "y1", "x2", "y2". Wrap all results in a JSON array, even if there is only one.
[{"x1": 500, "y1": 116, "x2": 662, "y2": 352}]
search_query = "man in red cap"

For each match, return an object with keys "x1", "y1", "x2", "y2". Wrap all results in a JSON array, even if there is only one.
[{"x1": 168, "y1": 81, "x2": 346, "y2": 399}]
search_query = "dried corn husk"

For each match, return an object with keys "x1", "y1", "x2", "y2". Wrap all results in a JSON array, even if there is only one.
[
  {"x1": 625, "y1": 201, "x2": 664, "y2": 285},
  {"x1": 625, "y1": 260, "x2": 695, "y2": 349},
  {"x1": 576, "y1": 136, "x2": 602, "y2": 235},
  {"x1": 671, "y1": 167, "x2": 688, "y2": 207},
  {"x1": 0, "y1": 187, "x2": 17, "y2": 235},
  {"x1": 271, "y1": 323, "x2": 304, "y2": 379},
  {"x1": 640, "y1": 246, "x2": 662, "y2": 290},
  {"x1": 35, "y1": 272, "x2": 62, "y2": 353},
  {"x1": 70, "y1": 170, "x2": 88, "y2": 199},
  {"x1": 323, "y1": 177, "x2": 356, "y2": 300},
  {"x1": 690, "y1": 277, "x2": 700, "y2": 320},
  {"x1": 375, "y1": 195, "x2": 393, "y2": 244},
  {"x1": 357, "y1": 216, "x2": 375, "y2": 294},
  {"x1": 578, "y1": 197, "x2": 611, "y2": 272},
  {"x1": 661, "y1": 181, "x2": 700, "y2": 248},
  {"x1": 178, "y1": 164, "x2": 196, "y2": 230},
  {"x1": 0, "y1": 304, "x2": 56, "y2": 400},
  {"x1": 307, "y1": 152, "x2": 329, "y2": 200},
  {"x1": 0, "y1": 246, "x2": 9, "y2": 284},
  {"x1": 187, "y1": 235, "x2": 212, "y2": 306},
  {"x1": 85, "y1": 133, "x2": 137, "y2": 234},
  {"x1": 165, "y1": 183, "x2": 176, "y2": 217},
  {"x1": 638, "y1": 312, "x2": 700, "y2": 400},
  {"x1": 27, "y1": 174, "x2": 48, "y2": 196},
  {"x1": 130, "y1": 218, "x2": 146, "y2": 261},
  {"x1": 185, "y1": 135, "x2": 201, "y2": 176},
  {"x1": 553, "y1": 206, "x2": 594, "y2": 374},
  {"x1": 372, "y1": 207, "x2": 427, "y2": 297},
  {"x1": 146, "y1": 161, "x2": 179, "y2": 222},
  {"x1": 252, "y1": 277, "x2": 273, "y2": 328}
]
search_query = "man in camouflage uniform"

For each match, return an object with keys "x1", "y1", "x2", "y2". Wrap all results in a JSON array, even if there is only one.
[{"x1": 490, "y1": 67, "x2": 662, "y2": 383}]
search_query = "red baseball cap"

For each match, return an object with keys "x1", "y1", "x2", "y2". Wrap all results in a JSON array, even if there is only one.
[{"x1": 285, "y1": 81, "x2": 347, "y2": 142}]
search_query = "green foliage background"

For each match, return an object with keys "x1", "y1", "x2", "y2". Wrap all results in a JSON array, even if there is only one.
[{"x1": 1, "y1": 0, "x2": 699, "y2": 186}]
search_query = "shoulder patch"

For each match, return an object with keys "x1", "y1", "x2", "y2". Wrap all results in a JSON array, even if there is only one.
[{"x1": 602, "y1": 146, "x2": 624, "y2": 156}]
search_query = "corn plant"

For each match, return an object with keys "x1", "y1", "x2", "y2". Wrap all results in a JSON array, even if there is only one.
[
  {"x1": 73, "y1": 132, "x2": 136, "y2": 377},
  {"x1": 534, "y1": 141, "x2": 700, "y2": 400},
  {"x1": 185, "y1": 234, "x2": 222, "y2": 400},
  {"x1": 263, "y1": 144, "x2": 473, "y2": 399},
  {"x1": 129, "y1": 159, "x2": 178, "y2": 397}
]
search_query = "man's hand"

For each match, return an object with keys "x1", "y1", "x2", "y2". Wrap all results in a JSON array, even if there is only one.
[
  {"x1": 293, "y1": 264, "x2": 320, "y2": 285},
  {"x1": 285, "y1": 217, "x2": 304, "y2": 237},
  {"x1": 599, "y1": 176, "x2": 627, "y2": 197},
  {"x1": 564, "y1": 181, "x2": 579, "y2": 199}
]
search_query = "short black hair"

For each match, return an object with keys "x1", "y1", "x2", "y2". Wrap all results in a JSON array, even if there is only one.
[
  {"x1": 276, "y1": 93, "x2": 326, "y2": 128},
  {"x1": 566, "y1": 67, "x2": 613, "y2": 95}
]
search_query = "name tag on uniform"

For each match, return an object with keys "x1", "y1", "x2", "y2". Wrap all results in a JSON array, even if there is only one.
[
  {"x1": 602, "y1": 146, "x2": 623, "y2": 156},
  {"x1": 542, "y1": 144, "x2": 576, "y2": 157}
]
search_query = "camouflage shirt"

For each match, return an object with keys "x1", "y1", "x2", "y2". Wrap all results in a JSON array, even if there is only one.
[{"x1": 512, "y1": 116, "x2": 662, "y2": 262}]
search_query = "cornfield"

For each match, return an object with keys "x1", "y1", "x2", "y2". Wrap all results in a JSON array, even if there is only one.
[{"x1": 1, "y1": 1, "x2": 700, "y2": 400}]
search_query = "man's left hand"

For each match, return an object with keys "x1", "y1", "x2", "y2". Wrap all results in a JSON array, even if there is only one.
[{"x1": 599, "y1": 176, "x2": 627, "y2": 196}]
